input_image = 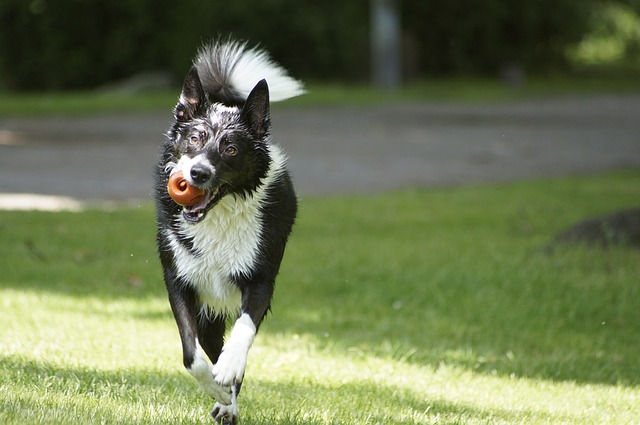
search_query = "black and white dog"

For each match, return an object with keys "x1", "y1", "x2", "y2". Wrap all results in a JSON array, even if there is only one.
[{"x1": 154, "y1": 39, "x2": 303, "y2": 424}]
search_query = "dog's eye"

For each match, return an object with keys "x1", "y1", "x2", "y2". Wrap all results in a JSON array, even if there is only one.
[
  {"x1": 189, "y1": 131, "x2": 206, "y2": 145},
  {"x1": 225, "y1": 146, "x2": 238, "y2": 156}
]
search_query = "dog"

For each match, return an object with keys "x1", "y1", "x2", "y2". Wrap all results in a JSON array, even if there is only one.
[{"x1": 154, "y1": 39, "x2": 303, "y2": 424}]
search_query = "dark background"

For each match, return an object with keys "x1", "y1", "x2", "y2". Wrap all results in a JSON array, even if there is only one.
[{"x1": 0, "y1": 0, "x2": 639, "y2": 91}]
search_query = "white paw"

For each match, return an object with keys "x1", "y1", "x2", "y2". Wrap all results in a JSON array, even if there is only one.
[
  {"x1": 212, "y1": 314, "x2": 256, "y2": 387},
  {"x1": 212, "y1": 400, "x2": 239, "y2": 425},
  {"x1": 200, "y1": 376, "x2": 232, "y2": 405},
  {"x1": 212, "y1": 384, "x2": 239, "y2": 425},
  {"x1": 187, "y1": 350, "x2": 232, "y2": 404},
  {"x1": 212, "y1": 344, "x2": 247, "y2": 386}
]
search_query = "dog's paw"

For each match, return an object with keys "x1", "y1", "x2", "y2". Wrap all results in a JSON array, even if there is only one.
[
  {"x1": 211, "y1": 401, "x2": 239, "y2": 425},
  {"x1": 187, "y1": 353, "x2": 233, "y2": 404},
  {"x1": 212, "y1": 345, "x2": 247, "y2": 387},
  {"x1": 204, "y1": 380, "x2": 233, "y2": 406},
  {"x1": 194, "y1": 374, "x2": 231, "y2": 405},
  {"x1": 211, "y1": 385, "x2": 239, "y2": 425}
]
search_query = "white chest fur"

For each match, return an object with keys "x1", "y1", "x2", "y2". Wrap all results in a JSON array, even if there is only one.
[
  {"x1": 165, "y1": 145, "x2": 287, "y2": 317},
  {"x1": 167, "y1": 194, "x2": 263, "y2": 317}
]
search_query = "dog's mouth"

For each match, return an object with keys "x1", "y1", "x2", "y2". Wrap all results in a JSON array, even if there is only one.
[{"x1": 182, "y1": 186, "x2": 227, "y2": 223}]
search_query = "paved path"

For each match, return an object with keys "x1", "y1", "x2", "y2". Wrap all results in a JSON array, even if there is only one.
[{"x1": 1, "y1": 94, "x2": 639, "y2": 207}]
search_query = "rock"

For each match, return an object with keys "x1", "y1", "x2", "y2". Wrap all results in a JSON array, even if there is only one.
[{"x1": 550, "y1": 208, "x2": 640, "y2": 249}]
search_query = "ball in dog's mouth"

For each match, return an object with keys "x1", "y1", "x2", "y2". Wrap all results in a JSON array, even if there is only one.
[
  {"x1": 167, "y1": 171, "x2": 226, "y2": 223},
  {"x1": 181, "y1": 187, "x2": 226, "y2": 223},
  {"x1": 167, "y1": 171, "x2": 206, "y2": 206}
]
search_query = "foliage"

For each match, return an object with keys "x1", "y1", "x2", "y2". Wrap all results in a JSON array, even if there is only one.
[
  {"x1": 0, "y1": 0, "x2": 368, "y2": 91},
  {"x1": 1, "y1": 170, "x2": 639, "y2": 424},
  {"x1": 568, "y1": 2, "x2": 640, "y2": 66},
  {"x1": 0, "y1": 0, "x2": 173, "y2": 90},
  {"x1": 402, "y1": 0, "x2": 597, "y2": 75},
  {"x1": 2, "y1": 0, "x2": 635, "y2": 90}
]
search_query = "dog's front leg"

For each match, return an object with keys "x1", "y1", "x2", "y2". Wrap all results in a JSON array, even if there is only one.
[
  {"x1": 211, "y1": 280, "x2": 272, "y2": 386},
  {"x1": 210, "y1": 312, "x2": 254, "y2": 425},
  {"x1": 166, "y1": 280, "x2": 232, "y2": 405},
  {"x1": 210, "y1": 285, "x2": 270, "y2": 423},
  {"x1": 211, "y1": 312, "x2": 256, "y2": 386}
]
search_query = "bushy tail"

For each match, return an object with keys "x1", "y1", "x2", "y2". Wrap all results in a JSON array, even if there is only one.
[{"x1": 194, "y1": 39, "x2": 305, "y2": 104}]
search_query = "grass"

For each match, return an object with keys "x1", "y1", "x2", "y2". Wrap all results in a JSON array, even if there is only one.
[
  {"x1": 0, "y1": 90, "x2": 178, "y2": 117},
  {"x1": 1, "y1": 75, "x2": 640, "y2": 116},
  {"x1": 1, "y1": 169, "x2": 639, "y2": 424},
  {"x1": 287, "y1": 75, "x2": 640, "y2": 106}
]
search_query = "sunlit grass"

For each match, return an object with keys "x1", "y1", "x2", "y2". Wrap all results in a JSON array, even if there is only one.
[{"x1": 1, "y1": 170, "x2": 639, "y2": 424}]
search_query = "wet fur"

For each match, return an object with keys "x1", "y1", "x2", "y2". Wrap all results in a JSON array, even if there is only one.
[{"x1": 154, "y1": 39, "x2": 302, "y2": 424}]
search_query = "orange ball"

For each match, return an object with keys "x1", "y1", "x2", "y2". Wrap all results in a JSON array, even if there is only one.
[{"x1": 167, "y1": 170, "x2": 206, "y2": 206}]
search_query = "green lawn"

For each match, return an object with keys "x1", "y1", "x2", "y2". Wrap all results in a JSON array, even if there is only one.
[
  {"x1": 1, "y1": 170, "x2": 639, "y2": 424},
  {"x1": 1, "y1": 76, "x2": 640, "y2": 116}
]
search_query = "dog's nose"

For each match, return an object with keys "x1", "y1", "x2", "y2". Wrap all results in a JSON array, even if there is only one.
[{"x1": 190, "y1": 164, "x2": 213, "y2": 185}]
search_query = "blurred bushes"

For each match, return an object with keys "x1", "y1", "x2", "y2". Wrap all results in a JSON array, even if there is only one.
[
  {"x1": 0, "y1": 0, "x2": 175, "y2": 90},
  {"x1": 0, "y1": 0, "x2": 634, "y2": 91},
  {"x1": 0, "y1": 0, "x2": 369, "y2": 90},
  {"x1": 402, "y1": 0, "x2": 595, "y2": 76},
  {"x1": 568, "y1": 2, "x2": 640, "y2": 66}
]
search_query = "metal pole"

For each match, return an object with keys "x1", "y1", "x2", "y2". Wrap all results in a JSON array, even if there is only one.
[{"x1": 371, "y1": 0, "x2": 401, "y2": 90}]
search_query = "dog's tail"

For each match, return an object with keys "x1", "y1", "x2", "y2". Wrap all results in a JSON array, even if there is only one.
[{"x1": 194, "y1": 39, "x2": 305, "y2": 104}]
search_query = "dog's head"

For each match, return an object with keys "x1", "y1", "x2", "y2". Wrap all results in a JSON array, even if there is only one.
[{"x1": 165, "y1": 67, "x2": 272, "y2": 223}]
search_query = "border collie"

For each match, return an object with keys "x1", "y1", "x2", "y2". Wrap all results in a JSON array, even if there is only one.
[{"x1": 154, "y1": 39, "x2": 303, "y2": 424}]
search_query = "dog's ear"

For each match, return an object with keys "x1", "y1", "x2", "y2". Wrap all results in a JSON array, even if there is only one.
[
  {"x1": 175, "y1": 66, "x2": 207, "y2": 122},
  {"x1": 241, "y1": 79, "x2": 270, "y2": 139}
]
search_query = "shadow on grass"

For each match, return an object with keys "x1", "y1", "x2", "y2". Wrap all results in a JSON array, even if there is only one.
[
  {"x1": 272, "y1": 287, "x2": 637, "y2": 381},
  {"x1": 0, "y1": 208, "x2": 164, "y2": 300},
  {"x1": 0, "y1": 355, "x2": 206, "y2": 424},
  {"x1": 267, "y1": 201, "x2": 640, "y2": 388},
  {"x1": 0, "y1": 355, "x2": 577, "y2": 425},
  {"x1": 1, "y1": 186, "x2": 639, "y2": 394}
]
